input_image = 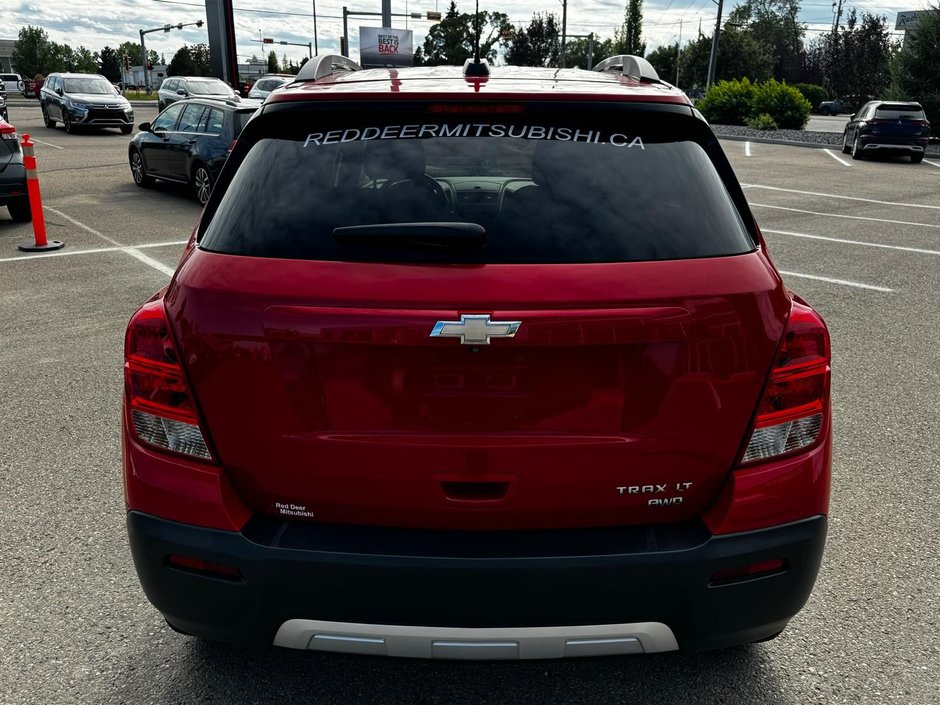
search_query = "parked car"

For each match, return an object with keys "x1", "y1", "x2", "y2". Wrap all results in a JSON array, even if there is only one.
[
  {"x1": 0, "y1": 72, "x2": 22, "y2": 94},
  {"x1": 39, "y1": 73, "x2": 134, "y2": 134},
  {"x1": 841, "y1": 100, "x2": 930, "y2": 163},
  {"x1": 157, "y1": 76, "x2": 239, "y2": 111},
  {"x1": 0, "y1": 88, "x2": 7, "y2": 122},
  {"x1": 123, "y1": 54, "x2": 832, "y2": 657},
  {"x1": 817, "y1": 99, "x2": 847, "y2": 115},
  {"x1": 128, "y1": 97, "x2": 261, "y2": 204},
  {"x1": 247, "y1": 73, "x2": 293, "y2": 99},
  {"x1": 0, "y1": 118, "x2": 30, "y2": 221}
]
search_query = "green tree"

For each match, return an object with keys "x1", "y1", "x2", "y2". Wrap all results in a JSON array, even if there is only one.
[
  {"x1": 821, "y1": 10, "x2": 893, "y2": 108},
  {"x1": 268, "y1": 51, "x2": 280, "y2": 73},
  {"x1": 167, "y1": 46, "x2": 197, "y2": 76},
  {"x1": 891, "y1": 6, "x2": 940, "y2": 131},
  {"x1": 728, "y1": 0, "x2": 805, "y2": 82},
  {"x1": 563, "y1": 36, "x2": 614, "y2": 70},
  {"x1": 190, "y1": 44, "x2": 211, "y2": 75},
  {"x1": 646, "y1": 43, "x2": 678, "y2": 84},
  {"x1": 420, "y1": 1, "x2": 511, "y2": 65},
  {"x1": 98, "y1": 46, "x2": 122, "y2": 82},
  {"x1": 505, "y1": 13, "x2": 560, "y2": 67},
  {"x1": 614, "y1": 0, "x2": 645, "y2": 56},
  {"x1": 11, "y1": 25, "x2": 57, "y2": 77},
  {"x1": 72, "y1": 46, "x2": 99, "y2": 74},
  {"x1": 680, "y1": 28, "x2": 774, "y2": 88},
  {"x1": 116, "y1": 40, "x2": 141, "y2": 66}
]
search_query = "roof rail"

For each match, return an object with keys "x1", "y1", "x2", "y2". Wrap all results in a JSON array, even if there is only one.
[
  {"x1": 294, "y1": 54, "x2": 362, "y2": 82},
  {"x1": 593, "y1": 55, "x2": 660, "y2": 83}
]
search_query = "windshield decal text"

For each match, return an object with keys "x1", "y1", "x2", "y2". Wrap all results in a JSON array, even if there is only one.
[{"x1": 302, "y1": 124, "x2": 644, "y2": 149}]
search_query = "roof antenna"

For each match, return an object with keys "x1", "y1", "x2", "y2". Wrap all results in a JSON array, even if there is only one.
[{"x1": 463, "y1": 0, "x2": 490, "y2": 76}]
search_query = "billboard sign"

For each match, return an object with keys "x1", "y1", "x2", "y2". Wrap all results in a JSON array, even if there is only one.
[
  {"x1": 896, "y1": 10, "x2": 929, "y2": 30},
  {"x1": 359, "y1": 27, "x2": 414, "y2": 68}
]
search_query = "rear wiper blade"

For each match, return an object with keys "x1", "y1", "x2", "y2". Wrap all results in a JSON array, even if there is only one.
[{"x1": 332, "y1": 222, "x2": 486, "y2": 250}]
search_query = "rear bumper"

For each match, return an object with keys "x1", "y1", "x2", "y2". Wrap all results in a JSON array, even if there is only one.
[
  {"x1": 859, "y1": 136, "x2": 928, "y2": 153},
  {"x1": 128, "y1": 511, "x2": 827, "y2": 656}
]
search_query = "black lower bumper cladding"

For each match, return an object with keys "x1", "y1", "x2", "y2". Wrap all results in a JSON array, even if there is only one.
[{"x1": 128, "y1": 511, "x2": 826, "y2": 653}]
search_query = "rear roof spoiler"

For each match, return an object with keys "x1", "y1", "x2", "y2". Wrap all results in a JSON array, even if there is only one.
[
  {"x1": 593, "y1": 55, "x2": 661, "y2": 83},
  {"x1": 294, "y1": 55, "x2": 362, "y2": 82}
]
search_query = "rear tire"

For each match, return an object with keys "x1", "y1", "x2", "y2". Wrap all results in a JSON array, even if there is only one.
[
  {"x1": 851, "y1": 135, "x2": 863, "y2": 160},
  {"x1": 192, "y1": 163, "x2": 213, "y2": 205},
  {"x1": 8, "y1": 197, "x2": 32, "y2": 223},
  {"x1": 911, "y1": 153, "x2": 924, "y2": 164},
  {"x1": 129, "y1": 149, "x2": 154, "y2": 187}
]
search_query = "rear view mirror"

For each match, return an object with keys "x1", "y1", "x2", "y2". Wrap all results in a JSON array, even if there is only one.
[
  {"x1": 177, "y1": 89, "x2": 186, "y2": 96},
  {"x1": 139, "y1": 122, "x2": 151, "y2": 133}
]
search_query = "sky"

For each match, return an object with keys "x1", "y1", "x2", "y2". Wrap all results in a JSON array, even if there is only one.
[{"x1": 8, "y1": 0, "x2": 927, "y2": 68}]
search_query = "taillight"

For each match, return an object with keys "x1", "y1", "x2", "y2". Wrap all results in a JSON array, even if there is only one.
[
  {"x1": 0, "y1": 122, "x2": 18, "y2": 140},
  {"x1": 124, "y1": 300, "x2": 213, "y2": 461},
  {"x1": 740, "y1": 300, "x2": 830, "y2": 464}
]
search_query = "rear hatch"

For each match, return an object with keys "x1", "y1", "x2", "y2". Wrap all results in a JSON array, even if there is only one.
[
  {"x1": 167, "y1": 100, "x2": 790, "y2": 530},
  {"x1": 0, "y1": 121, "x2": 20, "y2": 173},
  {"x1": 870, "y1": 103, "x2": 930, "y2": 141}
]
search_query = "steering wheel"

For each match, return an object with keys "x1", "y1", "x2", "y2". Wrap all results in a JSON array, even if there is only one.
[{"x1": 383, "y1": 174, "x2": 451, "y2": 209}]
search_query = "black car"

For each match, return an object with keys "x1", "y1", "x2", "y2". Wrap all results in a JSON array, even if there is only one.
[
  {"x1": 40, "y1": 73, "x2": 134, "y2": 134},
  {"x1": 128, "y1": 97, "x2": 261, "y2": 204},
  {"x1": 156, "y1": 76, "x2": 239, "y2": 112},
  {"x1": 0, "y1": 118, "x2": 30, "y2": 221},
  {"x1": 841, "y1": 101, "x2": 930, "y2": 163}
]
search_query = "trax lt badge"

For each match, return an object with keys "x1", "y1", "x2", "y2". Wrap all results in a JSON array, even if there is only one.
[{"x1": 430, "y1": 314, "x2": 521, "y2": 345}]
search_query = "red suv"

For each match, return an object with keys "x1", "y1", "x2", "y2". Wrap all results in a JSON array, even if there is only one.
[{"x1": 123, "y1": 55, "x2": 831, "y2": 658}]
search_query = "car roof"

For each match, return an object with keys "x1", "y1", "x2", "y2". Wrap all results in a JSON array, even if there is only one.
[
  {"x1": 268, "y1": 64, "x2": 690, "y2": 105},
  {"x1": 54, "y1": 72, "x2": 109, "y2": 79},
  {"x1": 171, "y1": 96, "x2": 262, "y2": 111}
]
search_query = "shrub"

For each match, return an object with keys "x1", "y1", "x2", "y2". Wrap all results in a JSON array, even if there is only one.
[
  {"x1": 696, "y1": 78, "x2": 757, "y2": 126},
  {"x1": 793, "y1": 83, "x2": 828, "y2": 111},
  {"x1": 746, "y1": 113, "x2": 778, "y2": 130},
  {"x1": 751, "y1": 80, "x2": 811, "y2": 130}
]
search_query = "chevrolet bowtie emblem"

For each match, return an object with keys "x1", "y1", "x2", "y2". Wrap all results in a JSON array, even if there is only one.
[{"x1": 430, "y1": 314, "x2": 522, "y2": 345}]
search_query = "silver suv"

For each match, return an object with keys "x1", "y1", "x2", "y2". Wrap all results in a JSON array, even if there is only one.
[{"x1": 157, "y1": 76, "x2": 238, "y2": 111}]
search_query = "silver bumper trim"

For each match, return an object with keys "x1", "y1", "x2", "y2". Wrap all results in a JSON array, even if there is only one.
[{"x1": 273, "y1": 619, "x2": 678, "y2": 659}]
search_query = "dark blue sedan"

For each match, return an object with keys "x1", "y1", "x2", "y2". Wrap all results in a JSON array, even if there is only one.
[{"x1": 128, "y1": 97, "x2": 261, "y2": 204}]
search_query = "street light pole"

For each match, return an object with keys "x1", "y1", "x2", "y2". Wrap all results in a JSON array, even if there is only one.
[
  {"x1": 312, "y1": 0, "x2": 318, "y2": 54},
  {"x1": 706, "y1": 0, "x2": 724, "y2": 90},
  {"x1": 560, "y1": 0, "x2": 568, "y2": 68},
  {"x1": 139, "y1": 29, "x2": 148, "y2": 91}
]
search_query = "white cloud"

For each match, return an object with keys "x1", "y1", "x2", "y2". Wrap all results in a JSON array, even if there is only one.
[{"x1": 9, "y1": 0, "x2": 914, "y2": 68}]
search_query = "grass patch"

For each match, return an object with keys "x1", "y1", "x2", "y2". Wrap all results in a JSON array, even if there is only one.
[{"x1": 122, "y1": 90, "x2": 158, "y2": 101}]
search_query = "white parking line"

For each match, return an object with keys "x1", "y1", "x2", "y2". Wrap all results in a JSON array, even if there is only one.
[
  {"x1": 764, "y1": 228, "x2": 940, "y2": 256},
  {"x1": 123, "y1": 248, "x2": 176, "y2": 277},
  {"x1": 30, "y1": 138, "x2": 65, "y2": 150},
  {"x1": 745, "y1": 141, "x2": 752, "y2": 157},
  {"x1": 0, "y1": 241, "x2": 187, "y2": 264},
  {"x1": 752, "y1": 203, "x2": 940, "y2": 229},
  {"x1": 823, "y1": 149, "x2": 852, "y2": 167},
  {"x1": 924, "y1": 159, "x2": 940, "y2": 169},
  {"x1": 778, "y1": 270, "x2": 894, "y2": 293},
  {"x1": 45, "y1": 206, "x2": 122, "y2": 246},
  {"x1": 742, "y1": 184, "x2": 940, "y2": 210}
]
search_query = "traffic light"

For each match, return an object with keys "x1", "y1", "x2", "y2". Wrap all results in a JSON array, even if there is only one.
[
  {"x1": 262, "y1": 37, "x2": 274, "y2": 44},
  {"x1": 427, "y1": 11, "x2": 442, "y2": 20},
  {"x1": 147, "y1": 60, "x2": 154, "y2": 70},
  {"x1": 123, "y1": 54, "x2": 130, "y2": 71}
]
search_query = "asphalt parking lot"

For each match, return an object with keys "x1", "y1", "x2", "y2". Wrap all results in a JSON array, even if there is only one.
[{"x1": 0, "y1": 103, "x2": 938, "y2": 705}]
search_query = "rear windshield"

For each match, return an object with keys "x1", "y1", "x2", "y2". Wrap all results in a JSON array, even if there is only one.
[
  {"x1": 875, "y1": 105, "x2": 925, "y2": 120},
  {"x1": 200, "y1": 106, "x2": 754, "y2": 264}
]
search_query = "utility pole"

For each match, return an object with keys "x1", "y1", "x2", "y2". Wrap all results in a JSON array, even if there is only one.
[
  {"x1": 312, "y1": 0, "x2": 318, "y2": 54},
  {"x1": 382, "y1": 0, "x2": 391, "y2": 27},
  {"x1": 706, "y1": 0, "x2": 724, "y2": 90},
  {"x1": 676, "y1": 18, "x2": 682, "y2": 86},
  {"x1": 560, "y1": 0, "x2": 568, "y2": 68}
]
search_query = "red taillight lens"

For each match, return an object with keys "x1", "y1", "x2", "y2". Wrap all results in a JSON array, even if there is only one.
[
  {"x1": 0, "y1": 122, "x2": 18, "y2": 140},
  {"x1": 124, "y1": 300, "x2": 213, "y2": 460},
  {"x1": 740, "y1": 301, "x2": 830, "y2": 464},
  {"x1": 710, "y1": 559, "x2": 786, "y2": 585},
  {"x1": 167, "y1": 554, "x2": 242, "y2": 580}
]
